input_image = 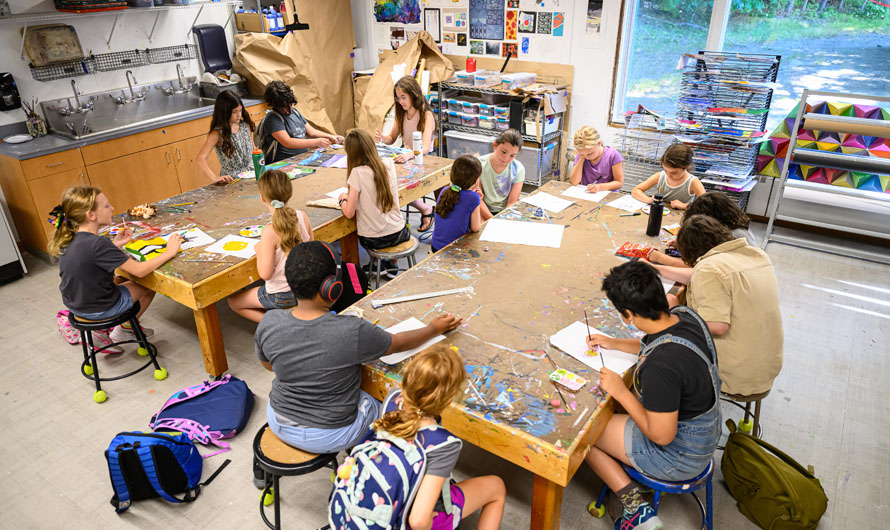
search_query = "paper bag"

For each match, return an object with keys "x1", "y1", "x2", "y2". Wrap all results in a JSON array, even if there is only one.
[{"x1": 354, "y1": 31, "x2": 455, "y2": 132}]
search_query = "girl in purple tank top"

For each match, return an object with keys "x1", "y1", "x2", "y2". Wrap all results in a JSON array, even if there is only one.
[{"x1": 569, "y1": 125, "x2": 625, "y2": 192}]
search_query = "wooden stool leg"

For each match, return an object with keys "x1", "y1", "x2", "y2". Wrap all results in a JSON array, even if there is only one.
[{"x1": 753, "y1": 399, "x2": 763, "y2": 437}]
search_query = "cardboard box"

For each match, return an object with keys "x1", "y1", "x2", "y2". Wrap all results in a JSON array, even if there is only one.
[{"x1": 235, "y1": 12, "x2": 271, "y2": 33}]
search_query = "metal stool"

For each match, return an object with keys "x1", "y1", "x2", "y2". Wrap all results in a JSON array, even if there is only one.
[
  {"x1": 721, "y1": 389, "x2": 769, "y2": 437},
  {"x1": 589, "y1": 460, "x2": 714, "y2": 530},
  {"x1": 67, "y1": 301, "x2": 166, "y2": 403},
  {"x1": 252, "y1": 423, "x2": 338, "y2": 530},
  {"x1": 366, "y1": 236, "x2": 420, "y2": 288}
]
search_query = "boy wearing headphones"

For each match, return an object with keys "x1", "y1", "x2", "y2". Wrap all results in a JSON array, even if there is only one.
[{"x1": 255, "y1": 241, "x2": 463, "y2": 454}]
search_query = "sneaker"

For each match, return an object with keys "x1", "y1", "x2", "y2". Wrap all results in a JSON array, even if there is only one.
[
  {"x1": 614, "y1": 503, "x2": 663, "y2": 530},
  {"x1": 110, "y1": 324, "x2": 155, "y2": 342},
  {"x1": 91, "y1": 330, "x2": 123, "y2": 355}
]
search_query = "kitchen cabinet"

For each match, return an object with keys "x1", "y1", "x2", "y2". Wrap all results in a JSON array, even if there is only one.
[
  {"x1": 87, "y1": 145, "x2": 182, "y2": 212},
  {"x1": 29, "y1": 168, "x2": 90, "y2": 240},
  {"x1": 173, "y1": 136, "x2": 221, "y2": 193}
]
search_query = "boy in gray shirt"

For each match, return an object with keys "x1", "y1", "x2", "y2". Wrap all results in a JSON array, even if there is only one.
[{"x1": 255, "y1": 241, "x2": 462, "y2": 454}]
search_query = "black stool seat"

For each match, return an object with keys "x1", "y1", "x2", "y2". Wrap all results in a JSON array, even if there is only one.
[
  {"x1": 252, "y1": 423, "x2": 338, "y2": 530},
  {"x1": 67, "y1": 301, "x2": 166, "y2": 403}
]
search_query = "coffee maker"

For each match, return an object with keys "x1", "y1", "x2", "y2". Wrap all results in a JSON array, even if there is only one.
[{"x1": 0, "y1": 73, "x2": 22, "y2": 111}]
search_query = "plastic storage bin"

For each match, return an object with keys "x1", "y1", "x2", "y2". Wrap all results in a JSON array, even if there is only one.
[
  {"x1": 501, "y1": 72, "x2": 537, "y2": 90},
  {"x1": 493, "y1": 106, "x2": 509, "y2": 118},
  {"x1": 444, "y1": 130, "x2": 495, "y2": 159},
  {"x1": 496, "y1": 117, "x2": 509, "y2": 130},
  {"x1": 461, "y1": 101, "x2": 480, "y2": 115},
  {"x1": 473, "y1": 70, "x2": 501, "y2": 87},
  {"x1": 478, "y1": 103, "x2": 502, "y2": 117},
  {"x1": 515, "y1": 140, "x2": 559, "y2": 185},
  {"x1": 461, "y1": 113, "x2": 480, "y2": 127},
  {"x1": 447, "y1": 99, "x2": 462, "y2": 112},
  {"x1": 524, "y1": 114, "x2": 562, "y2": 136},
  {"x1": 454, "y1": 70, "x2": 474, "y2": 86},
  {"x1": 167, "y1": 0, "x2": 195, "y2": 4},
  {"x1": 447, "y1": 110, "x2": 462, "y2": 125},
  {"x1": 478, "y1": 115, "x2": 496, "y2": 129}
]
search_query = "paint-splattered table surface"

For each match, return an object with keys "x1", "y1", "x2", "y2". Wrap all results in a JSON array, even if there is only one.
[{"x1": 354, "y1": 180, "x2": 683, "y2": 490}]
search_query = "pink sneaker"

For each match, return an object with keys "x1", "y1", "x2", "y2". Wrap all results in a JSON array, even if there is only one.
[
  {"x1": 91, "y1": 330, "x2": 123, "y2": 355},
  {"x1": 110, "y1": 324, "x2": 155, "y2": 342}
]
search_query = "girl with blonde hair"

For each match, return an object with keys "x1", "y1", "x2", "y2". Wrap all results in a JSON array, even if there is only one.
[
  {"x1": 228, "y1": 169, "x2": 313, "y2": 322},
  {"x1": 569, "y1": 125, "x2": 625, "y2": 193},
  {"x1": 50, "y1": 187, "x2": 182, "y2": 351},
  {"x1": 373, "y1": 346, "x2": 506, "y2": 530}
]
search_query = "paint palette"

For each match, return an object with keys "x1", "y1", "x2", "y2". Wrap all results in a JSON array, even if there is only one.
[
  {"x1": 239, "y1": 225, "x2": 264, "y2": 238},
  {"x1": 549, "y1": 368, "x2": 587, "y2": 392}
]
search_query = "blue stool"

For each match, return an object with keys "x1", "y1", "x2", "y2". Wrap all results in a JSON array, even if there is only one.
[{"x1": 589, "y1": 460, "x2": 714, "y2": 530}]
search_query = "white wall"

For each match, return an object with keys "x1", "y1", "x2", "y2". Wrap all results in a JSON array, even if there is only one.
[
  {"x1": 350, "y1": 0, "x2": 624, "y2": 148},
  {"x1": 0, "y1": 0, "x2": 234, "y2": 127}
]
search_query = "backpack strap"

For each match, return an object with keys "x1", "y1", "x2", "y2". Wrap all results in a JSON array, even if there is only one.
[
  {"x1": 151, "y1": 417, "x2": 231, "y2": 458},
  {"x1": 106, "y1": 448, "x2": 132, "y2": 513},
  {"x1": 150, "y1": 375, "x2": 233, "y2": 427},
  {"x1": 136, "y1": 446, "x2": 199, "y2": 504},
  {"x1": 261, "y1": 109, "x2": 283, "y2": 161},
  {"x1": 345, "y1": 262, "x2": 362, "y2": 294}
]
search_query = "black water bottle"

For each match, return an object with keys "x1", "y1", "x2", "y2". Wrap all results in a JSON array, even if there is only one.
[{"x1": 646, "y1": 194, "x2": 664, "y2": 237}]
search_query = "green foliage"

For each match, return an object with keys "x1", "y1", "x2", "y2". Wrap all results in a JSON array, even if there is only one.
[{"x1": 644, "y1": 0, "x2": 889, "y2": 22}]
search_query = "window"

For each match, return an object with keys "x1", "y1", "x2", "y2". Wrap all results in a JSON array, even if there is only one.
[{"x1": 612, "y1": 0, "x2": 890, "y2": 129}]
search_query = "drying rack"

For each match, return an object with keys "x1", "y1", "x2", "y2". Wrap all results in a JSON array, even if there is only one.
[{"x1": 29, "y1": 44, "x2": 197, "y2": 82}]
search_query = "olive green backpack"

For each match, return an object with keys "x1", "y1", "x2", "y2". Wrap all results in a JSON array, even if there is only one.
[{"x1": 721, "y1": 419, "x2": 828, "y2": 529}]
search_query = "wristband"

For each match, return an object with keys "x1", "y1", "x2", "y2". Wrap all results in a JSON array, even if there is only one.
[{"x1": 338, "y1": 198, "x2": 347, "y2": 206}]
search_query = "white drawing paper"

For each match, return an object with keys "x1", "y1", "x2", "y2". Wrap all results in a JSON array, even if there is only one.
[
  {"x1": 520, "y1": 192, "x2": 574, "y2": 213},
  {"x1": 606, "y1": 194, "x2": 648, "y2": 213},
  {"x1": 325, "y1": 187, "x2": 349, "y2": 199},
  {"x1": 204, "y1": 234, "x2": 258, "y2": 260},
  {"x1": 480, "y1": 219, "x2": 564, "y2": 248},
  {"x1": 380, "y1": 317, "x2": 446, "y2": 365},
  {"x1": 561, "y1": 185, "x2": 610, "y2": 203},
  {"x1": 161, "y1": 228, "x2": 215, "y2": 250},
  {"x1": 550, "y1": 321, "x2": 638, "y2": 374}
]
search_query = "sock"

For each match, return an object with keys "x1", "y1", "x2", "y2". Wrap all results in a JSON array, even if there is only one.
[{"x1": 616, "y1": 482, "x2": 644, "y2": 515}]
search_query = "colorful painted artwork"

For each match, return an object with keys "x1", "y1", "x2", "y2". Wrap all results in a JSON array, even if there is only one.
[
  {"x1": 518, "y1": 11, "x2": 536, "y2": 33},
  {"x1": 374, "y1": 0, "x2": 421, "y2": 24},
  {"x1": 521, "y1": 36, "x2": 530, "y2": 55},
  {"x1": 552, "y1": 12, "x2": 565, "y2": 36},
  {"x1": 507, "y1": 0, "x2": 519, "y2": 7},
  {"x1": 470, "y1": 0, "x2": 505, "y2": 40},
  {"x1": 537, "y1": 12, "x2": 553, "y2": 34},
  {"x1": 502, "y1": 42, "x2": 518, "y2": 58},
  {"x1": 486, "y1": 41, "x2": 500, "y2": 55},
  {"x1": 457, "y1": 33, "x2": 467, "y2": 46},
  {"x1": 470, "y1": 40, "x2": 486, "y2": 54},
  {"x1": 505, "y1": 10, "x2": 518, "y2": 40},
  {"x1": 443, "y1": 32, "x2": 456, "y2": 43}
]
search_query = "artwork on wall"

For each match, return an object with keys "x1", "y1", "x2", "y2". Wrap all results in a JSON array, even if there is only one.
[
  {"x1": 443, "y1": 9, "x2": 468, "y2": 30},
  {"x1": 521, "y1": 36, "x2": 530, "y2": 55},
  {"x1": 518, "y1": 11, "x2": 536, "y2": 33},
  {"x1": 486, "y1": 41, "x2": 501, "y2": 55},
  {"x1": 470, "y1": 40, "x2": 485, "y2": 54},
  {"x1": 587, "y1": 0, "x2": 603, "y2": 34},
  {"x1": 552, "y1": 12, "x2": 565, "y2": 36},
  {"x1": 502, "y1": 42, "x2": 518, "y2": 58},
  {"x1": 505, "y1": 10, "x2": 517, "y2": 40},
  {"x1": 457, "y1": 33, "x2": 467, "y2": 46},
  {"x1": 507, "y1": 0, "x2": 519, "y2": 6},
  {"x1": 374, "y1": 0, "x2": 421, "y2": 24},
  {"x1": 470, "y1": 0, "x2": 505, "y2": 40},
  {"x1": 443, "y1": 32, "x2": 456, "y2": 43},
  {"x1": 537, "y1": 12, "x2": 552, "y2": 34},
  {"x1": 424, "y1": 8, "x2": 441, "y2": 42}
]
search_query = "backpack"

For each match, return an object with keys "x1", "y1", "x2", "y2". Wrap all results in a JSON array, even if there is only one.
[
  {"x1": 721, "y1": 419, "x2": 828, "y2": 529},
  {"x1": 56, "y1": 310, "x2": 81, "y2": 344},
  {"x1": 328, "y1": 391, "x2": 462, "y2": 530},
  {"x1": 254, "y1": 109, "x2": 283, "y2": 162},
  {"x1": 150, "y1": 374, "x2": 254, "y2": 458},
  {"x1": 105, "y1": 431, "x2": 230, "y2": 513},
  {"x1": 331, "y1": 262, "x2": 370, "y2": 313}
]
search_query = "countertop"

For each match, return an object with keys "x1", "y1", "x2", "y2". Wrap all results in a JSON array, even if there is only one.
[{"x1": 0, "y1": 97, "x2": 264, "y2": 161}]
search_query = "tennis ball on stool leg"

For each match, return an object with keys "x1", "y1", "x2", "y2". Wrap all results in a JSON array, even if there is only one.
[{"x1": 739, "y1": 418, "x2": 754, "y2": 433}]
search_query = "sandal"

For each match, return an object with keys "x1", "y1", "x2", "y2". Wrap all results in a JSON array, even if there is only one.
[{"x1": 419, "y1": 212, "x2": 434, "y2": 232}]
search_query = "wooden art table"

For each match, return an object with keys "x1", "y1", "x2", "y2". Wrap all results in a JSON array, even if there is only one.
[
  {"x1": 118, "y1": 149, "x2": 452, "y2": 377},
  {"x1": 352, "y1": 181, "x2": 681, "y2": 529}
]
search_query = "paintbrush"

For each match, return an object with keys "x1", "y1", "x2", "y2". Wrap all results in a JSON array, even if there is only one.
[
  {"x1": 552, "y1": 381, "x2": 569, "y2": 409},
  {"x1": 584, "y1": 309, "x2": 605, "y2": 369},
  {"x1": 541, "y1": 349, "x2": 559, "y2": 370},
  {"x1": 168, "y1": 201, "x2": 197, "y2": 207}
]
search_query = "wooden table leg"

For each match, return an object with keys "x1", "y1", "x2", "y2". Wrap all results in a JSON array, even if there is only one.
[
  {"x1": 531, "y1": 474, "x2": 564, "y2": 530},
  {"x1": 340, "y1": 232, "x2": 360, "y2": 264},
  {"x1": 193, "y1": 303, "x2": 227, "y2": 377}
]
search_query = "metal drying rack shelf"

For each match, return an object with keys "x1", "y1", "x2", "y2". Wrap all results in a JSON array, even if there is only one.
[{"x1": 30, "y1": 44, "x2": 197, "y2": 82}]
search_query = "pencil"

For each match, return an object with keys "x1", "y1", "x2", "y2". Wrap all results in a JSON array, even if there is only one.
[
  {"x1": 168, "y1": 202, "x2": 197, "y2": 207},
  {"x1": 371, "y1": 319, "x2": 380, "y2": 325}
]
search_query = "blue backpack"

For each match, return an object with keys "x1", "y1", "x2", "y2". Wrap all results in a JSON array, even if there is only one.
[
  {"x1": 150, "y1": 374, "x2": 254, "y2": 458},
  {"x1": 105, "y1": 431, "x2": 230, "y2": 513},
  {"x1": 328, "y1": 391, "x2": 463, "y2": 530}
]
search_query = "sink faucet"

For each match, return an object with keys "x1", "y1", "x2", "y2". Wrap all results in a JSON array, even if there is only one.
[
  {"x1": 161, "y1": 64, "x2": 194, "y2": 96},
  {"x1": 71, "y1": 79, "x2": 83, "y2": 109},
  {"x1": 176, "y1": 64, "x2": 185, "y2": 89},
  {"x1": 55, "y1": 80, "x2": 93, "y2": 114}
]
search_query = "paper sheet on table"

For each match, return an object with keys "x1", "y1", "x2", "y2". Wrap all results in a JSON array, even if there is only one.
[
  {"x1": 329, "y1": 156, "x2": 348, "y2": 169},
  {"x1": 550, "y1": 321, "x2": 638, "y2": 374},
  {"x1": 561, "y1": 185, "x2": 610, "y2": 203},
  {"x1": 660, "y1": 276, "x2": 675, "y2": 294},
  {"x1": 161, "y1": 228, "x2": 215, "y2": 250},
  {"x1": 204, "y1": 234, "x2": 258, "y2": 259},
  {"x1": 606, "y1": 195, "x2": 648, "y2": 213},
  {"x1": 307, "y1": 197, "x2": 342, "y2": 209},
  {"x1": 520, "y1": 192, "x2": 574, "y2": 213},
  {"x1": 480, "y1": 219, "x2": 564, "y2": 248},
  {"x1": 325, "y1": 187, "x2": 349, "y2": 199},
  {"x1": 380, "y1": 318, "x2": 446, "y2": 365}
]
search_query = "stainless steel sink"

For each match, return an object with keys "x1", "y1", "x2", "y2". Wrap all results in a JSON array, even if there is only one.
[{"x1": 39, "y1": 76, "x2": 215, "y2": 141}]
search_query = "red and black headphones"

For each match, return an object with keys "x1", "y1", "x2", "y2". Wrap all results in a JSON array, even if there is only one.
[{"x1": 318, "y1": 242, "x2": 344, "y2": 304}]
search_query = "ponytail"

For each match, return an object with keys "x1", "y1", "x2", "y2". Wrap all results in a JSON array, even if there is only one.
[
  {"x1": 372, "y1": 395, "x2": 425, "y2": 441},
  {"x1": 435, "y1": 155, "x2": 482, "y2": 219},
  {"x1": 258, "y1": 170, "x2": 301, "y2": 252},
  {"x1": 47, "y1": 186, "x2": 102, "y2": 256},
  {"x1": 345, "y1": 128, "x2": 395, "y2": 213}
]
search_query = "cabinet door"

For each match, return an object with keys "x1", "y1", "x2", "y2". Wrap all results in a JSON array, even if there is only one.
[
  {"x1": 87, "y1": 145, "x2": 181, "y2": 212},
  {"x1": 174, "y1": 136, "x2": 220, "y2": 193},
  {"x1": 29, "y1": 167, "x2": 90, "y2": 240}
]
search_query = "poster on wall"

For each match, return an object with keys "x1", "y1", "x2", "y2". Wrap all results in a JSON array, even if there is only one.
[
  {"x1": 470, "y1": 40, "x2": 486, "y2": 54},
  {"x1": 507, "y1": 0, "x2": 519, "y2": 6},
  {"x1": 552, "y1": 12, "x2": 565, "y2": 36},
  {"x1": 505, "y1": 10, "x2": 517, "y2": 40},
  {"x1": 486, "y1": 41, "x2": 500, "y2": 55},
  {"x1": 518, "y1": 11, "x2": 536, "y2": 33},
  {"x1": 425, "y1": 8, "x2": 442, "y2": 42},
  {"x1": 587, "y1": 0, "x2": 603, "y2": 34},
  {"x1": 521, "y1": 36, "x2": 530, "y2": 55},
  {"x1": 537, "y1": 12, "x2": 552, "y2": 34},
  {"x1": 502, "y1": 42, "x2": 518, "y2": 58},
  {"x1": 457, "y1": 33, "x2": 467, "y2": 46},
  {"x1": 374, "y1": 0, "x2": 421, "y2": 24},
  {"x1": 443, "y1": 9, "x2": 468, "y2": 30},
  {"x1": 443, "y1": 32, "x2": 456, "y2": 43},
  {"x1": 469, "y1": 0, "x2": 505, "y2": 40}
]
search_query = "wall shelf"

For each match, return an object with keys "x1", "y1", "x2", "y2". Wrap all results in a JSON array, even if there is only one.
[
  {"x1": 29, "y1": 44, "x2": 197, "y2": 82},
  {"x1": 0, "y1": 0, "x2": 240, "y2": 24}
]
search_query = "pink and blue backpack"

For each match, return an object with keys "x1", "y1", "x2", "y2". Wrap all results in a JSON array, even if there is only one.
[
  {"x1": 150, "y1": 374, "x2": 254, "y2": 458},
  {"x1": 328, "y1": 390, "x2": 463, "y2": 530}
]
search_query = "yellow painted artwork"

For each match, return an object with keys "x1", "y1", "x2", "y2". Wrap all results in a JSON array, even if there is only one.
[{"x1": 223, "y1": 241, "x2": 249, "y2": 251}]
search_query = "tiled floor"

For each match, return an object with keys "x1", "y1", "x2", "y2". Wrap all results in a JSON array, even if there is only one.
[{"x1": 1, "y1": 221, "x2": 887, "y2": 530}]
